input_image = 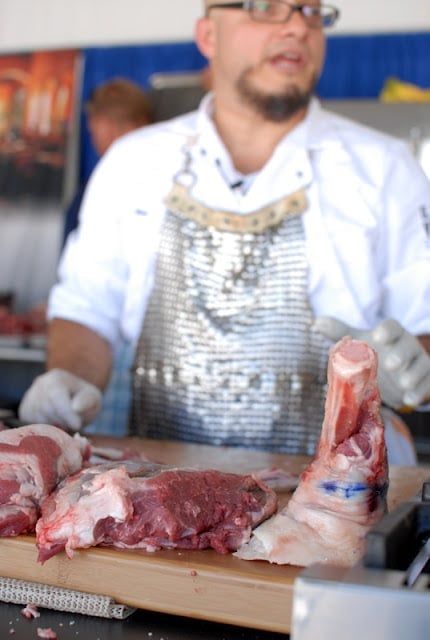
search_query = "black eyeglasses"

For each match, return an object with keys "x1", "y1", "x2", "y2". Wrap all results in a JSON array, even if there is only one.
[{"x1": 207, "y1": 0, "x2": 340, "y2": 28}]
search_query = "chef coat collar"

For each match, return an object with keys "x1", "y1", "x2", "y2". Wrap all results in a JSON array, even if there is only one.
[{"x1": 193, "y1": 93, "x2": 337, "y2": 180}]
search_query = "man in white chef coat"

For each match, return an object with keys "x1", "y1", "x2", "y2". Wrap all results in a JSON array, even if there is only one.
[{"x1": 19, "y1": 0, "x2": 430, "y2": 465}]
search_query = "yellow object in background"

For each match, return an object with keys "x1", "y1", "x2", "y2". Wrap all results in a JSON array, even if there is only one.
[{"x1": 380, "y1": 77, "x2": 430, "y2": 102}]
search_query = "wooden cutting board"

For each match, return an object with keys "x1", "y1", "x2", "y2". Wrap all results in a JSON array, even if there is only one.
[{"x1": 0, "y1": 437, "x2": 428, "y2": 634}]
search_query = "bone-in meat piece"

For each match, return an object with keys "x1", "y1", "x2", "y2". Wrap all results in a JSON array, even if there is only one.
[
  {"x1": 36, "y1": 461, "x2": 278, "y2": 562},
  {"x1": 0, "y1": 424, "x2": 90, "y2": 537},
  {"x1": 236, "y1": 337, "x2": 388, "y2": 567}
]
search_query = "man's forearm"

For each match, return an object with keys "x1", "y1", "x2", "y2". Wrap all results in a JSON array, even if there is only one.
[{"x1": 46, "y1": 318, "x2": 113, "y2": 390}]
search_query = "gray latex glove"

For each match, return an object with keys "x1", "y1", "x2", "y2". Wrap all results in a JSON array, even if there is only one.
[
  {"x1": 18, "y1": 368, "x2": 102, "y2": 431},
  {"x1": 313, "y1": 317, "x2": 430, "y2": 410}
]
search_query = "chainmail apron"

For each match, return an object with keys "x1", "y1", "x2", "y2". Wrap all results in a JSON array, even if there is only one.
[{"x1": 130, "y1": 181, "x2": 329, "y2": 455}]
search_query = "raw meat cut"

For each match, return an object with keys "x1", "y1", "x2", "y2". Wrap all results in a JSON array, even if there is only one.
[
  {"x1": 0, "y1": 424, "x2": 90, "y2": 537},
  {"x1": 36, "y1": 629, "x2": 57, "y2": 639},
  {"x1": 236, "y1": 337, "x2": 388, "y2": 567},
  {"x1": 36, "y1": 461, "x2": 278, "y2": 562},
  {"x1": 254, "y1": 467, "x2": 301, "y2": 492}
]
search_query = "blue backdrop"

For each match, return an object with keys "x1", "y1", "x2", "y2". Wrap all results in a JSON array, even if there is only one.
[{"x1": 78, "y1": 32, "x2": 430, "y2": 183}]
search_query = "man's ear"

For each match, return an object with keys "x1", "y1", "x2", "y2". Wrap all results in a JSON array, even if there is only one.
[{"x1": 195, "y1": 17, "x2": 217, "y2": 60}]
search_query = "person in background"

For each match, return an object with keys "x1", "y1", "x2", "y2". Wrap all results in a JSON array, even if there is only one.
[
  {"x1": 19, "y1": 1, "x2": 430, "y2": 465},
  {"x1": 62, "y1": 77, "x2": 153, "y2": 245}
]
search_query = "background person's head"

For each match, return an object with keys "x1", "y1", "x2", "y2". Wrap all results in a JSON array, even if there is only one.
[{"x1": 85, "y1": 78, "x2": 153, "y2": 156}]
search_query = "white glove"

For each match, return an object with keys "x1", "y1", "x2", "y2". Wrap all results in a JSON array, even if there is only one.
[
  {"x1": 313, "y1": 317, "x2": 430, "y2": 410},
  {"x1": 18, "y1": 369, "x2": 102, "y2": 431}
]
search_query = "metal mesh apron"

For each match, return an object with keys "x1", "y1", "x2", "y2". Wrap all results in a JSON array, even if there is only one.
[{"x1": 130, "y1": 182, "x2": 329, "y2": 455}]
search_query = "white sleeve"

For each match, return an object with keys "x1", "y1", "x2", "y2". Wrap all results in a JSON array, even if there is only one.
[
  {"x1": 377, "y1": 142, "x2": 430, "y2": 335},
  {"x1": 48, "y1": 141, "x2": 159, "y2": 346},
  {"x1": 308, "y1": 133, "x2": 430, "y2": 336}
]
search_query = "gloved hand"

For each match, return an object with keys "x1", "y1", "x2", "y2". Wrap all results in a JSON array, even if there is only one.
[
  {"x1": 18, "y1": 369, "x2": 102, "y2": 431},
  {"x1": 313, "y1": 317, "x2": 430, "y2": 410}
]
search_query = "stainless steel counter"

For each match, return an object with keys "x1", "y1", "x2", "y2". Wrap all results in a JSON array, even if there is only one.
[{"x1": 0, "y1": 602, "x2": 288, "y2": 639}]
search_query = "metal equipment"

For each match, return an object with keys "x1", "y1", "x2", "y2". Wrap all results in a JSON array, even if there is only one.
[{"x1": 292, "y1": 480, "x2": 430, "y2": 639}]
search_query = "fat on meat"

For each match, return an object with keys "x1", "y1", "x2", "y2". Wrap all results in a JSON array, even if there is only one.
[
  {"x1": 0, "y1": 424, "x2": 90, "y2": 537},
  {"x1": 35, "y1": 461, "x2": 278, "y2": 562},
  {"x1": 236, "y1": 337, "x2": 389, "y2": 567}
]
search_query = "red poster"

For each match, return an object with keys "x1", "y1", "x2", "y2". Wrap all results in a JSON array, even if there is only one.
[{"x1": 0, "y1": 49, "x2": 81, "y2": 203}]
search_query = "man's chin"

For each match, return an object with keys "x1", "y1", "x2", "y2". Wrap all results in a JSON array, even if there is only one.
[
  {"x1": 240, "y1": 88, "x2": 312, "y2": 122},
  {"x1": 236, "y1": 73, "x2": 315, "y2": 122}
]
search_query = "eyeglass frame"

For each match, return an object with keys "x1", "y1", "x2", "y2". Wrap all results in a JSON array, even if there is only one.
[{"x1": 206, "y1": 0, "x2": 340, "y2": 28}]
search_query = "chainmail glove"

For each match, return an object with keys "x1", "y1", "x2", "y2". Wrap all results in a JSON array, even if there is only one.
[
  {"x1": 313, "y1": 317, "x2": 430, "y2": 410},
  {"x1": 18, "y1": 368, "x2": 102, "y2": 431}
]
